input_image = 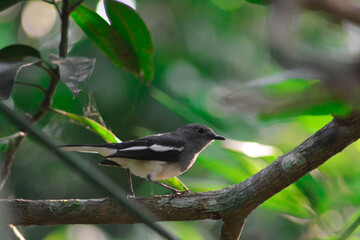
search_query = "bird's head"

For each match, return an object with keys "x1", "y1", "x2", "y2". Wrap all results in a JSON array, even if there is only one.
[{"x1": 176, "y1": 123, "x2": 225, "y2": 150}]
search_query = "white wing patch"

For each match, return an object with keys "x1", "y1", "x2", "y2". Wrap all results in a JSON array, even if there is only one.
[
  {"x1": 118, "y1": 144, "x2": 184, "y2": 152},
  {"x1": 149, "y1": 144, "x2": 184, "y2": 152},
  {"x1": 118, "y1": 146, "x2": 148, "y2": 151}
]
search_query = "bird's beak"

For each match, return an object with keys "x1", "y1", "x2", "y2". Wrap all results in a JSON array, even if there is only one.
[{"x1": 213, "y1": 135, "x2": 226, "y2": 141}]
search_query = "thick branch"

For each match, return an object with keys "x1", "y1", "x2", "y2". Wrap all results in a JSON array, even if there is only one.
[
  {"x1": 1, "y1": 115, "x2": 360, "y2": 233},
  {"x1": 220, "y1": 217, "x2": 245, "y2": 240}
]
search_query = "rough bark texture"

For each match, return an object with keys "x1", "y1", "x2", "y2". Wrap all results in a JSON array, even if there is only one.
[{"x1": 1, "y1": 115, "x2": 360, "y2": 240}]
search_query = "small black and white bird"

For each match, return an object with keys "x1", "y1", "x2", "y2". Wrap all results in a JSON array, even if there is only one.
[{"x1": 60, "y1": 123, "x2": 225, "y2": 197}]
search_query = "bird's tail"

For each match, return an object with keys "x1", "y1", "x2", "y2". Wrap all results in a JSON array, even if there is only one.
[{"x1": 59, "y1": 145, "x2": 117, "y2": 157}]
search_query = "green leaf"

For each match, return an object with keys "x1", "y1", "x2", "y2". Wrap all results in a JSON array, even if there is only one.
[
  {"x1": 0, "y1": 44, "x2": 41, "y2": 59},
  {"x1": 262, "y1": 185, "x2": 313, "y2": 218},
  {"x1": 264, "y1": 78, "x2": 317, "y2": 96},
  {"x1": 0, "y1": 44, "x2": 42, "y2": 100},
  {"x1": 105, "y1": 0, "x2": 154, "y2": 82},
  {"x1": 295, "y1": 173, "x2": 329, "y2": 214},
  {"x1": 0, "y1": 61, "x2": 40, "y2": 100},
  {"x1": 210, "y1": 0, "x2": 244, "y2": 11},
  {"x1": 162, "y1": 177, "x2": 190, "y2": 192},
  {"x1": 43, "y1": 226, "x2": 67, "y2": 240},
  {"x1": 0, "y1": 143, "x2": 6, "y2": 153},
  {"x1": 71, "y1": 6, "x2": 140, "y2": 78},
  {"x1": 259, "y1": 100, "x2": 351, "y2": 121},
  {"x1": 0, "y1": 62, "x2": 25, "y2": 100},
  {"x1": 52, "y1": 108, "x2": 121, "y2": 143},
  {"x1": 0, "y1": 0, "x2": 22, "y2": 12},
  {"x1": 50, "y1": 54, "x2": 95, "y2": 98},
  {"x1": 245, "y1": 0, "x2": 270, "y2": 5}
]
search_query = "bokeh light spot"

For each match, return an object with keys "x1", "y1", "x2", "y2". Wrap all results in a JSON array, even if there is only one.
[{"x1": 21, "y1": 1, "x2": 57, "y2": 38}]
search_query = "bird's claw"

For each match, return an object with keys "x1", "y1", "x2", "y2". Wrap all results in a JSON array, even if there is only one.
[
  {"x1": 127, "y1": 194, "x2": 136, "y2": 200},
  {"x1": 168, "y1": 190, "x2": 189, "y2": 201}
]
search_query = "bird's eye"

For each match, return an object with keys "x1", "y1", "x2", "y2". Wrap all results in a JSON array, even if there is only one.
[{"x1": 197, "y1": 128, "x2": 205, "y2": 134}]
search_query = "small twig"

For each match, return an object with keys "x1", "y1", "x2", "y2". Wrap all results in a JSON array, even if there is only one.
[
  {"x1": 69, "y1": 0, "x2": 85, "y2": 13},
  {"x1": 9, "y1": 225, "x2": 26, "y2": 240},
  {"x1": 59, "y1": 0, "x2": 70, "y2": 58},
  {"x1": 54, "y1": 0, "x2": 61, "y2": 16},
  {"x1": 42, "y1": 0, "x2": 61, "y2": 15},
  {"x1": 83, "y1": 92, "x2": 107, "y2": 127},
  {"x1": 53, "y1": 0, "x2": 62, "y2": 15},
  {"x1": 41, "y1": 61, "x2": 55, "y2": 72},
  {"x1": 14, "y1": 81, "x2": 46, "y2": 94},
  {"x1": 0, "y1": 132, "x2": 25, "y2": 144},
  {"x1": 0, "y1": 135, "x2": 25, "y2": 191},
  {"x1": 37, "y1": 63, "x2": 57, "y2": 80}
]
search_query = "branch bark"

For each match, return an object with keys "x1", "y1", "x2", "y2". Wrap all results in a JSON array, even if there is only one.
[{"x1": 2, "y1": 114, "x2": 360, "y2": 239}]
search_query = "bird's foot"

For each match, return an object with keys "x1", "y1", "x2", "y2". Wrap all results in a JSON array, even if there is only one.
[
  {"x1": 127, "y1": 194, "x2": 136, "y2": 200},
  {"x1": 168, "y1": 190, "x2": 189, "y2": 201}
]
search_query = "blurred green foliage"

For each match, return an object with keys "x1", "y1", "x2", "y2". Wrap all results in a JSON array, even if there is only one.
[{"x1": 1, "y1": 0, "x2": 360, "y2": 240}]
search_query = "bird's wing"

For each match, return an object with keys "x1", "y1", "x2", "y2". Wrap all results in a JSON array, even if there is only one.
[{"x1": 105, "y1": 134, "x2": 185, "y2": 162}]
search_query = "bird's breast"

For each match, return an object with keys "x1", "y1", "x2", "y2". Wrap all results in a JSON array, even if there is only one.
[{"x1": 108, "y1": 158, "x2": 182, "y2": 180}]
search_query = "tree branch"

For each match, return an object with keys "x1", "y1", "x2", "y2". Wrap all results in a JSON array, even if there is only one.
[
  {"x1": 14, "y1": 81, "x2": 46, "y2": 94},
  {"x1": 220, "y1": 217, "x2": 245, "y2": 240},
  {"x1": 2, "y1": 114, "x2": 360, "y2": 239}
]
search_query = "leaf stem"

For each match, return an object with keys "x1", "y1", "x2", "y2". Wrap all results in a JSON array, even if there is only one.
[
  {"x1": 42, "y1": 0, "x2": 61, "y2": 15},
  {"x1": 54, "y1": 0, "x2": 62, "y2": 15},
  {"x1": 14, "y1": 81, "x2": 46, "y2": 94}
]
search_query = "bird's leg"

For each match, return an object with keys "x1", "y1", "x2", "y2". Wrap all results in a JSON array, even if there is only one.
[
  {"x1": 127, "y1": 168, "x2": 135, "y2": 199},
  {"x1": 146, "y1": 174, "x2": 182, "y2": 196}
]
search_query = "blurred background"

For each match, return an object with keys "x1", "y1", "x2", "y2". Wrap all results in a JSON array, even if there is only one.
[{"x1": 1, "y1": 0, "x2": 360, "y2": 239}]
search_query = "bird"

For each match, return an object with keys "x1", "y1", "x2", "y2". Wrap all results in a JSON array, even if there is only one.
[{"x1": 60, "y1": 123, "x2": 225, "y2": 197}]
